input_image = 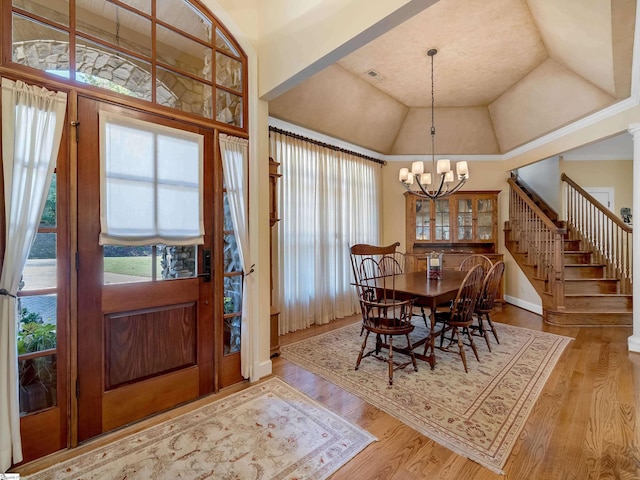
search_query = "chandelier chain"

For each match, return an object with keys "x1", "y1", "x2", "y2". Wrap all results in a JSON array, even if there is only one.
[
  {"x1": 397, "y1": 48, "x2": 469, "y2": 200},
  {"x1": 430, "y1": 50, "x2": 435, "y2": 165}
]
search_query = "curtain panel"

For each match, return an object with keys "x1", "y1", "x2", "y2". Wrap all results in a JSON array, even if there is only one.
[
  {"x1": 0, "y1": 78, "x2": 67, "y2": 472},
  {"x1": 270, "y1": 130, "x2": 381, "y2": 334},
  {"x1": 219, "y1": 134, "x2": 252, "y2": 379}
]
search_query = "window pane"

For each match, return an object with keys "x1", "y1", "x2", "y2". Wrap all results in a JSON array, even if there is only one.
[
  {"x1": 100, "y1": 113, "x2": 204, "y2": 243},
  {"x1": 478, "y1": 199, "x2": 493, "y2": 212},
  {"x1": 434, "y1": 199, "x2": 449, "y2": 241},
  {"x1": 76, "y1": 37, "x2": 152, "y2": 100},
  {"x1": 457, "y1": 200, "x2": 473, "y2": 240},
  {"x1": 216, "y1": 89, "x2": 242, "y2": 126},
  {"x1": 19, "y1": 354, "x2": 57, "y2": 414},
  {"x1": 157, "y1": 25, "x2": 212, "y2": 81},
  {"x1": 40, "y1": 173, "x2": 56, "y2": 227},
  {"x1": 77, "y1": 0, "x2": 151, "y2": 57},
  {"x1": 18, "y1": 295, "x2": 57, "y2": 338},
  {"x1": 224, "y1": 316, "x2": 241, "y2": 355},
  {"x1": 103, "y1": 245, "x2": 154, "y2": 284},
  {"x1": 157, "y1": 0, "x2": 212, "y2": 43},
  {"x1": 12, "y1": 0, "x2": 69, "y2": 26},
  {"x1": 12, "y1": 14, "x2": 70, "y2": 76},
  {"x1": 223, "y1": 273, "x2": 243, "y2": 357},
  {"x1": 478, "y1": 207, "x2": 493, "y2": 240},
  {"x1": 22, "y1": 233, "x2": 56, "y2": 290},
  {"x1": 215, "y1": 28, "x2": 239, "y2": 57},
  {"x1": 224, "y1": 235, "x2": 242, "y2": 273},
  {"x1": 158, "y1": 245, "x2": 197, "y2": 280},
  {"x1": 118, "y1": 0, "x2": 151, "y2": 15},
  {"x1": 224, "y1": 275, "x2": 242, "y2": 313},
  {"x1": 18, "y1": 295, "x2": 58, "y2": 414},
  {"x1": 416, "y1": 199, "x2": 429, "y2": 241},
  {"x1": 216, "y1": 52, "x2": 242, "y2": 91},
  {"x1": 27, "y1": 233, "x2": 56, "y2": 263},
  {"x1": 223, "y1": 192, "x2": 233, "y2": 230},
  {"x1": 157, "y1": 67, "x2": 213, "y2": 118}
]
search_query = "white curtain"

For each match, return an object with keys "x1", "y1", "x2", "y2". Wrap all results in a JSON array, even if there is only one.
[
  {"x1": 270, "y1": 130, "x2": 381, "y2": 334},
  {"x1": 219, "y1": 134, "x2": 252, "y2": 379},
  {"x1": 98, "y1": 111, "x2": 205, "y2": 246},
  {"x1": 0, "y1": 78, "x2": 67, "y2": 472}
]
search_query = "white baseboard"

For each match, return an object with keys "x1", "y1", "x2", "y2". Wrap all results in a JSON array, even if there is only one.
[
  {"x1": 628, "y1": 335, "x2": 640, "y2": 353},
  {"x1": 504, "y1": 295, "x2": 543, "y2": 315}
]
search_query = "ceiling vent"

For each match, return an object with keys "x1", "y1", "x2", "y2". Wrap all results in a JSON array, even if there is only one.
[{"x1": 365, "y1": 69, "x2": 382, "y2": 80}]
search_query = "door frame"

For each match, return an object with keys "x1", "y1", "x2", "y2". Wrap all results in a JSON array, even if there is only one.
[{"x1": 584, "y1": 186, "x2": 614, "y2": 212}]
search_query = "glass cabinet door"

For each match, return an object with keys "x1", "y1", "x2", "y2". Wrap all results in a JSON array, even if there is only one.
[
  {"x1": 434, "y1": 198, "x2": 450, "y2": 241},
  {"x1": 457, "y1": 198, "x2": 473, "y2": 241},
  {"x1": 415, "y1": 199, "x2": 431, "y2": 240},
  {"x1": 477, "y1": 197, "x2": 494, "y2": 241}
]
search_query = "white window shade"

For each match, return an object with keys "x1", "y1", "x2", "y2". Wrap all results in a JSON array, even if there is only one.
[{"x1": 99, "y1": 111, "x2": 204, "y2": 246}]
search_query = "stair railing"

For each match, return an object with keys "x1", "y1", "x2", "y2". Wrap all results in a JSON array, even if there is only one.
[
  {"x1": 562, "y1": 173, "x2": 632, "y2": 294},
  {"x1": 508, "y1": 177, "x2": 567, "y2": 308}
]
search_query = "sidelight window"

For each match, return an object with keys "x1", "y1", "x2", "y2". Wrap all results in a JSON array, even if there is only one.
[{"x1": 18, "y1": 175, "x2": 59, "y2": 415}]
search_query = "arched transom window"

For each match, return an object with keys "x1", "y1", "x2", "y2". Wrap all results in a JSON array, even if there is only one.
[{"x1": 6, "y1": 0, "x2": 246, "y2": 127}]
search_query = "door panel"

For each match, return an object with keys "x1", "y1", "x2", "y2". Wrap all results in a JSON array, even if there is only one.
[
  {"x1": 105, "y1": 302, "x2": 197, "y2": 389},
  {"x1": 76, "y1": 96, "x2": 217, "y2": 442},
  {"x1": 102, "y1": 367, "x2": 199, "y2": 432}
]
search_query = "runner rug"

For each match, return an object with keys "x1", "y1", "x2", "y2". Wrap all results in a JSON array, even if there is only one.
[
  {"x1": 24, "y1": 377, "x2": 376, "y2": 480},
  {"x1": 280, "y1": 321, "x2": 571, "y2": 474}
]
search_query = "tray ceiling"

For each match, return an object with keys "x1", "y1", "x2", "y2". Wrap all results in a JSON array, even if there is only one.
[{"x1": 269, "y1": 0, "x2": 636, "y2": 155}]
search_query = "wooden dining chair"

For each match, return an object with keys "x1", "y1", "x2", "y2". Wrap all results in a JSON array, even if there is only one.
[
  {"x1": 350, "y1": 243, "x2": 401, "y2": 285},
  {"x1": 350, "y1": 243, "x2": 402, "y2": 332},
  {"x1": 470, "y1": 261, "x2": 505, "y2": 351},
  {"x1": 352, "y1": 254, "x2": 418, "y2": 385},
  {"x1": 434, "y1": 254, "x2": 491, "y2": 315},
  {"x1": 433, "y1": 264, "x2": 485, "y2": 373},
  {"x1": 458, "y1": 254, "x2": 493, "y2": 273}
]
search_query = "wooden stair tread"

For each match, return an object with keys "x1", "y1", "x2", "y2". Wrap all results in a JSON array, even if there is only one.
[
  {"x1": 564, "y1": 278, "x2": 618, "y2": 282},
  {"x1": 564, "y1": 293, "x2": 631, "y2": 298},
  {"x1": 541, "y1": 291, "x2": 629, "y2": 297},
  {"x1": 564, "y1": 263, "x2": 606, "y2": 267}
]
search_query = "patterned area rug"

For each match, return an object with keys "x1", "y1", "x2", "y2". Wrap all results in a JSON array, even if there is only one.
[
  {"x1": 24, "y1": 377, "x2": 376, "y2": 480},
  {"x1": 281, "y1": 321, "x2": 571, "y2": 474}
]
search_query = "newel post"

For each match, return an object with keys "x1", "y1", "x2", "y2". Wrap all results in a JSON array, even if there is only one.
[{"x1": 628, "y1": 123, "x2": 640, "y2": 353}]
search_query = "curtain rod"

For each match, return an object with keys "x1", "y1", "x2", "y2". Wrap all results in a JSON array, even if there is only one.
[{"x1": 269, "y1": 126, "x2": 387, "y2": 166}]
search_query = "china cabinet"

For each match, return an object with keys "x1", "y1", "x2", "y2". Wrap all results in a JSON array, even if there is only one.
[{"x1": 405, "y1": 191, "x2": 503, "y2": 302}]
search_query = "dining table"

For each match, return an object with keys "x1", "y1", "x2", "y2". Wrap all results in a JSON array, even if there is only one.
[{"x1": 377, "y1": 269, "x2": 468, "y2": 369}]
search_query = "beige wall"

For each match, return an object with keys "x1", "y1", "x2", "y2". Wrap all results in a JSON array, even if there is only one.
[
  {"x1": 207, "y1": 0, "x2": 259, "y2": 43},
  {"x1": 560, "y1": 158, "x2": 633, "y2": 219},
  {"x1": 381, "y1": 160, "x2": 542, "y2": 310}
]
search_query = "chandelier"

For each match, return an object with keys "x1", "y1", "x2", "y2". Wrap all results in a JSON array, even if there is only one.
[{"x1": 398, "y1": 49, "x2": 468, "y2": 199}]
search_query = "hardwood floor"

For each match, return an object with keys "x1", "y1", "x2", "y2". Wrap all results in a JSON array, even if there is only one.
[
  {"x1": 273, "y1": 305, "x2": 640, "y2": 480},
  {"x1": 13, "y1": 305, "x2": 639, "y2": 479}
]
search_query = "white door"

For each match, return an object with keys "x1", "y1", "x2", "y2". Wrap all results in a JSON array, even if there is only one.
[{"x1": 584, "y1": 187, "x2": 614, "y2": 212}]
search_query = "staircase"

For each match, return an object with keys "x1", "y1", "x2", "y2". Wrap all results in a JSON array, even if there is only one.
[{"x1": 505, "y1": 174, "x2": 632, "y2": 326}]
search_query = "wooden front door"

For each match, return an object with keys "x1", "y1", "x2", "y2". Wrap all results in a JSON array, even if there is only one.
[{"x1": 76, "y1": 96, "x2": 217, "y2": 442}]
